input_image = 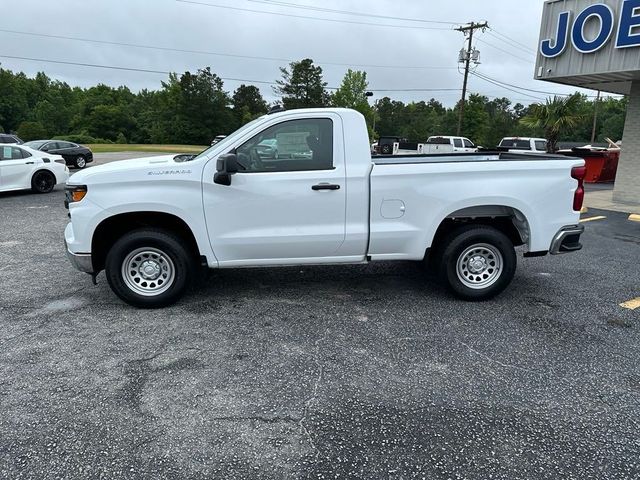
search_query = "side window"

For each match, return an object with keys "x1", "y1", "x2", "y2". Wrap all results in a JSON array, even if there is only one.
[
  {"x1": 535, "y1": 140, "x2": 547, "y2": 151},
  {"x1": 463, "y1": 139, "x2": 475, "y2": 148},
  {"x1": 235, "y1": 118, "x2": 333, "y2": 172},
  {"x1": 0, "y1": 135, "x2": 10, "y2": 144},
  {"x1": 12, "y1": 147, "x2": 25, "y2": 159},
  {"x1": 42, "y1": 142, "x2": 59, "y2": 151},
  {"x1": 453, "y1": 138, "x2": 464, "y2": 148},
  {"x1": 0, "y1": 146, "x2": 24, "y2": 160}
]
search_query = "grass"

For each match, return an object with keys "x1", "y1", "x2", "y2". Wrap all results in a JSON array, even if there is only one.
[{"x1": 87, "y1": 144, "x2": 208, "y2": 154}]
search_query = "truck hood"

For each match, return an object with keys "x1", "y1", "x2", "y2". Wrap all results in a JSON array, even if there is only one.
[{"x1": 68, "y1": 154, "x2": 194, "y2": 184}]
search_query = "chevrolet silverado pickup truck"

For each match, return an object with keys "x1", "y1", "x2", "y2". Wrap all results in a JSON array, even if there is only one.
[{"x1": 64, "y1": 108, "x2": 586, "y2": 308}]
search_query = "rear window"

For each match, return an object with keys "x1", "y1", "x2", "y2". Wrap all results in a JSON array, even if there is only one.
[
  {"x1": 534, "y1": 140, "x2": 547, "y2": 151},
  {"x1": 499, "y1": 139, "x2": 531, "y2": 150},
  {"x1": 426, "y1": 137, "x2": 451, "y2": 145}
]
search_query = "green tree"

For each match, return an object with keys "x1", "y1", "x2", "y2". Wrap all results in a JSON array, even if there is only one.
[
  {"x1": 275, "y1": 59, "x2": 330, "y2": 109},
  {"x1": 232, "y1": 84, "x2": 268, "y2": 125},
  {"x1": 332, "y1": 69, "x2": 373, "y2": 137},
  {"x1": 520, "y1": 94, "x2": 585, "y2": 152},
  {"x1": 17, "y1": 121, "x2": 47, "y2": 141}
]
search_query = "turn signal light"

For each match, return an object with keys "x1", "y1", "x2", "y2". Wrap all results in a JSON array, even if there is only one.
[{"x1": 65, "y1": 185, "x2": 88, "y2": 204}]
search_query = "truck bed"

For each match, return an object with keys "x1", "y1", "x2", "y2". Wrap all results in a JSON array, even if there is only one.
[{"x1": 372, "y1": 152, "x2": 576, "y2": 164}]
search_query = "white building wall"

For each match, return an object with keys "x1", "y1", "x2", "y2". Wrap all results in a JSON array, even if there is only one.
[{"x1": 613, "y1": 81, "x2": 640, "y2": 206}]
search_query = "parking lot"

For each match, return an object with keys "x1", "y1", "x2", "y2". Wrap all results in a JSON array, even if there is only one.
[{"x1": 1, "y1": 155, "x2": 640, "y2": 479}]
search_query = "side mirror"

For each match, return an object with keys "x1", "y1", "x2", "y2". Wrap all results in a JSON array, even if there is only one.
[{"x1": 214, "y1": 153, "x2": 239, "y2": 186}]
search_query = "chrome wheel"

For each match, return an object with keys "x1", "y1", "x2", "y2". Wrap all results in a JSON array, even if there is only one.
[
  {"x1": 75, "y1": 156, "x2": 86, "y2": 168},
  {"x1": 121, "y1": 247, "x2": 175, "y2": 296},
  {"x1": 456, "y1": 243, "x2": 503, "y2": 290}
]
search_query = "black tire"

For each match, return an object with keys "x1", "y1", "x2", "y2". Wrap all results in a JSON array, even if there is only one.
[
  {"x1": 31, "y1": 170, "x2": 56, "y2": 194},
  {"x1": 381, "y1": 144, "x2": 393, "y2": 154},
  {"x1": 438, "y1": 225, "x2": 516, "y2": 301},
  {"x1": 74, "y1": 155, "x2": 87, "y2": 169},
  {"x1": 105, "y1": 229, "x2": 195, "y2": 308}
]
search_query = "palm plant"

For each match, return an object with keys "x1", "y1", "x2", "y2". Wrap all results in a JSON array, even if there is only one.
[{"x1": 520, "y1": 93, "x2": 585, "y2": 152}]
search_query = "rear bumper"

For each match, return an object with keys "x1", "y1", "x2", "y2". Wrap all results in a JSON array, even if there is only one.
[{"x1": 550, "y1": 224, "x2": 585, "y2": 255}]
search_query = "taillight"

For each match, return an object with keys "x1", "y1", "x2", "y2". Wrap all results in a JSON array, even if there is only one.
[{"x1": 571, "y1": 165, "x2": 586, "y2": 211}]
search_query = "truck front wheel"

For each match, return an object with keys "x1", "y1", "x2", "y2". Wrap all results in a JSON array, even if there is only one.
[
  {"x1": 439, "y1": 225, "x2": 516, "y2": 301},
  {"x1": 105, "y1": 229, "x2": 194, "y2": 308}
]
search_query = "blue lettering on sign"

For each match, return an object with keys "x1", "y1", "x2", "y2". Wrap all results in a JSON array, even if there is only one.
[
  {"x1": 572, "y1": 4, "x2": 614, "y2": 53},
  {"x1": 541, "y1": 11, "x2": 571, "y2": 57},
  {"x1": 616, "y1": 0, "x2": 640, "y2": 48},
  {"x1": 540, "y1": 1, "x2": 640, "y2": 56}
]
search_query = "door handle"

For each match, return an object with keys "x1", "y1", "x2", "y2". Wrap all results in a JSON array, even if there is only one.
[
  {"x1": 25, "y1": 161, "x2": 35, "y2": 164},
  {"x1": 312, "y1": 183, "x2": 340, "y2": 191}
]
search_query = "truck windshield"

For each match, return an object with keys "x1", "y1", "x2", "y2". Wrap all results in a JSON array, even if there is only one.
[{"x1": 193, "y1": 116, "x2": 267, "y2": 161}]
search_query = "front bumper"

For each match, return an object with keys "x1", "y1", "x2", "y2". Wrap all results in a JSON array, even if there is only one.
[
  {"x1": 65, "y1": 242, "x2": 94, "y2": 273},
  {"x1": 550, "y1": 224, "x2": 585, "y2": 254}
]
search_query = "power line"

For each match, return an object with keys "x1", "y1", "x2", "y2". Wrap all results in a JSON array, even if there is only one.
[
  {"x1": 476, "y1": 38, "x2": 534, "y2": 64},
  {"x1": 0, "y1": 29, "x2": 458, "y2": 71},
  {"x1": 489, "y1": 28, "x2": 538, "y2": 54},
  {"x1": 247, "y1": 0, "x2": 461, "y2": 25},
  {"x1": 0, "y1": 53, "x2": 462, "y2": 94},
  {"x1": 368, "y1": 88, "x2": 461, "y2": 93},
  {"x1": 176, "y1": 0, "x2": 454, "y2": 31},
  {"x1": 470, "y1": 72, "x2": 545, "y2": 101},
  {"x1": 0, "y1": 54, "x2": 278, "y2": 85},
  {"x1": 486, "y1": 31, "x2": 536, "y2": 56}
]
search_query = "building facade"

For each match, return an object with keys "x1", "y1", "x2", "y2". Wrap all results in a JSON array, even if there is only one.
[{"x1": 536, "y1": 0, "x2": 640, "y2": 206}]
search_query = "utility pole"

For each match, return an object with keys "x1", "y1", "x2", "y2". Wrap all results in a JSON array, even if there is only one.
[
  {"x1": 590, "y1": 90, "x2": 601, "y2": 144},
  {"x1": 456, "y1": 21, "x2": 488, "y2": 136}
]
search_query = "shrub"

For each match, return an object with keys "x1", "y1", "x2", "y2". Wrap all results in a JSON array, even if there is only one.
[
  {"x1": 17, "y1": 121, "x2": 48, "y2": 141},
  {"x1": 116, "y1": 132, "x2": 128, "y2": 144},
  {"x1": 52, "y1": 133, "x2": 114, "y2": 144}
]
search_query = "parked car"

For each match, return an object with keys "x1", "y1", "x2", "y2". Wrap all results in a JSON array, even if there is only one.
[
  {"x1": 64, "y1": 108, "x2": 586, "y2": 308},
  {"x1": 426, "y1": 136, "x2": 478, "y2": 152},
  {"x1": 0, "y1": 134, "x2": 23, "y2": 145},
  {"x1": 498, "y1": 137, "x2": 548, "y2": 153},
  {"x1": 256, "y1": 138, "x2": 278, "y2": 159},
  {"x1": 211, "y1": 135, "x2": 226, "y2": 146},
  {"x1": 0, "y1": 144, "x2": 69, "y2": 194},
  {"x1": 24, "y1": 140, "x2": 94, "y2": 169}
]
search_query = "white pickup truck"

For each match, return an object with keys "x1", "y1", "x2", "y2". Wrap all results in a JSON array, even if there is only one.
[
  {"x1": 64, "y1": 108, "x2": 586, "y2": 308},
  {"x1": 498, "y1": 137, "x2": 548, "y2": 153}
]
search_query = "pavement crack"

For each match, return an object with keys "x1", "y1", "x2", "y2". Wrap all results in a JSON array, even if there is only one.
[
  {"x1": 210, "y1": 415, "x2": 301, "y2": 424},
  {"x1": 458, "y1": 340, "x2": 532, "y2": 372},
  {"x1": 299, "y1": 328, "x2": 329, "y2": 462}
]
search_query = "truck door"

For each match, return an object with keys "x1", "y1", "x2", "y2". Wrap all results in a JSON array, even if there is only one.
[{"x1": 202, "y1": 116, "x2": 347, "y2": 266}]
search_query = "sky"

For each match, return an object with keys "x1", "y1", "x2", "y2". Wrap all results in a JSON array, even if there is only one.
[{"x1": 0, "y1": 0, "x2": 609, "y2": 106}]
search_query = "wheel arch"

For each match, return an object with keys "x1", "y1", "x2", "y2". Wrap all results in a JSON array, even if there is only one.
[
  {"x1": 91, "y1": 211, "x2": 201, "y2": 273},
  {"x1": 428, "y1": 205, "x2": 531, "y2": 258}
]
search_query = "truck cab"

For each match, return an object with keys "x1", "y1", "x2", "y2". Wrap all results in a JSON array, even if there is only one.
[{"x1": 498, "y1": 137, "x2": 548, "y2": 153}]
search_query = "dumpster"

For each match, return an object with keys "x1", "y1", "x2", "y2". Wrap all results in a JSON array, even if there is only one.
[{"x1": 557, "y1": 147, "x2": 620, "y2": 183}]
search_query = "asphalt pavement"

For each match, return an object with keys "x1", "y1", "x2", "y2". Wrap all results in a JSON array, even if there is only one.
[{"x1": 1, "y1": 162, "x2": 639, "y2": 479}]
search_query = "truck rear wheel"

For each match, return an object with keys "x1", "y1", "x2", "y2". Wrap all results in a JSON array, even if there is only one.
[
  {"x1": 439, "y1": 225, "x2": 516, "y2": 301},
  {"x1": 105, "y1": 229, "x2": 194, "y2": 308}
]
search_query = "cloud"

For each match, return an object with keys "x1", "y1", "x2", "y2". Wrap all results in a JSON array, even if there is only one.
[{"x1": 0, "y1": 0, "x2": 602, "y2": 106}]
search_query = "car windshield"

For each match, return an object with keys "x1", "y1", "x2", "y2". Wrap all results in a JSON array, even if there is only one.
[
  {"x1": 24, "y1": 140, "x2": 47, "y2": 149},
  {"x1": 193, "y1": 116, "x2": 267, "y2": 161}
]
